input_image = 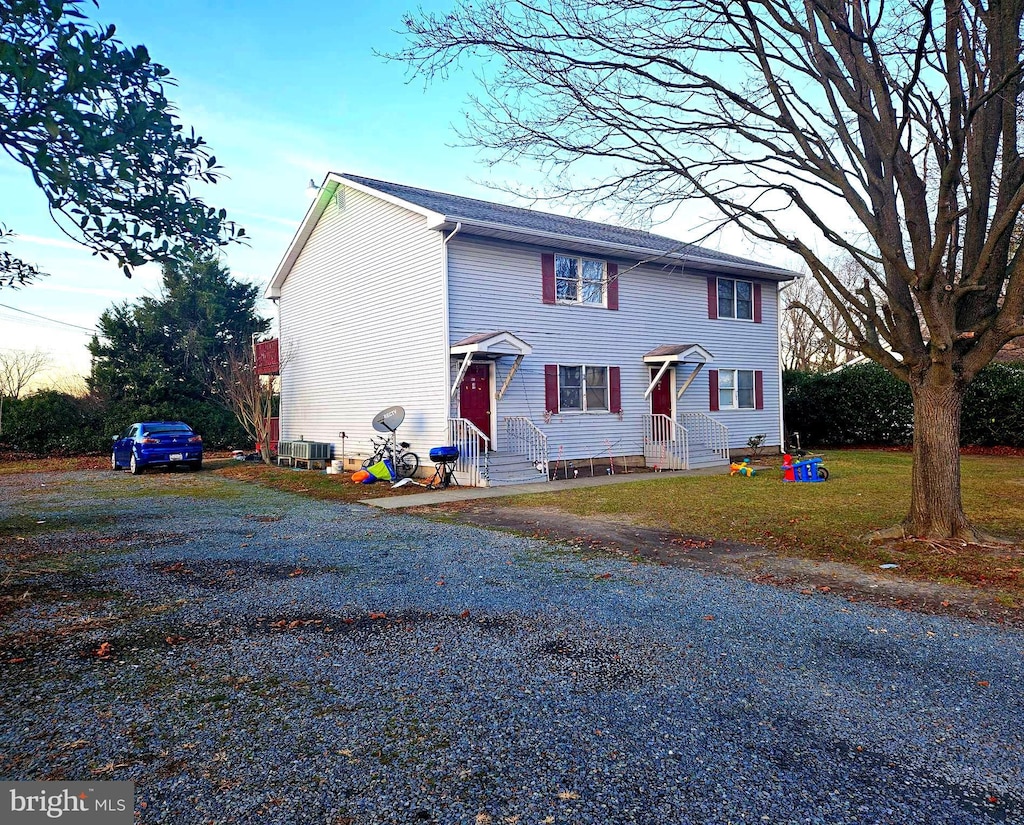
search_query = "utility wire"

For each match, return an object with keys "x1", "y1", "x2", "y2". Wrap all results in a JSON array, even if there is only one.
[{"x1": 0, "y1": 302, "x2": 96, "y2": 333}]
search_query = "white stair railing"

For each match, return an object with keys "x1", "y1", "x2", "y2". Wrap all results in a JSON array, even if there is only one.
[
  {"x1": 642, "y1": 414, "x2": 689, "y2": 470},
  {"x1": 504, "y1": 416, "x2": 549, "y2": 479},
  {"x1": 680, "y1": 412, "x2": 730, "y2": 460},
  {"x1": 448, "y1": 418, "x2": 491, "y2": 487}
]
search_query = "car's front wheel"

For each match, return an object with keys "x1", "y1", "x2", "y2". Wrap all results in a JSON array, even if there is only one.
[
  {"x1": 111, "y1": 452, "x2": 119, "y2": 471},
  {"x1": 129, "y1": 453, "x2": 142, "y2": 475}
]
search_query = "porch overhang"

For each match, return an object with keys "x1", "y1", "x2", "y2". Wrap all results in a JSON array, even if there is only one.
[
  {"x1": 450, "y1": 331, "x2": 533, "y2": 358},
  {"x1": 643, "y1": 344, "x2": 715, "y2": 399},
  {"x1": 450, "y1": 331, "x2": 533, "y2": 400}
]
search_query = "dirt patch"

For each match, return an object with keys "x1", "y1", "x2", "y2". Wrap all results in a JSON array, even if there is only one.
[{"x1": 417, "y1": 501, "x2": 1023, "y2": 628}]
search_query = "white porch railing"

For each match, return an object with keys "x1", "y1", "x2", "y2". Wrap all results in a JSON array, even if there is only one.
[
  {"x1": 680, "y1": 412, "x2": 730, "y2": 460},
  {"x1": 504, "y1": 416, "x2": 549, "y2": 478},
  {"x1": 642, "y1": 414, "x2": 690, "y2": 470},
  {"x1": 448, "y1": 418, "x2": 491, "y2": 487}
]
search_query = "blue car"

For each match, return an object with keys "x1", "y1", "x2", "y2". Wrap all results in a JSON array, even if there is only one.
[{"x1": 111, "y1": 421, "x2": 203, "y2": 474}]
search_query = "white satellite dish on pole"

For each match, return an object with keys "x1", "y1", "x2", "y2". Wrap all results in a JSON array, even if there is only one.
[{"x1": 372, "y1": 406, "x2": 406, "y2": 434}]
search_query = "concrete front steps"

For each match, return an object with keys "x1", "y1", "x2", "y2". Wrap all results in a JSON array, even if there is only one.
[
  {"x1": 485, "y1": 452, "x2": 549, "y2": 487},
  {"x1": 687, "y1": 447, "x2": 730, "y2": 470}
]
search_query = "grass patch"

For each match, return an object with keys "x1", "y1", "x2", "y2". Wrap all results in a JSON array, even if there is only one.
[
  {"x1": 501, "y1": 450, "x2": 1024, "y2": 598},
  {"x1": 213, "y1": 462, "x2": 422, "y2": 503},
  {"x1": 0, "y1": 456, "x2": 109, "y2": 474},
  {"x1": 0, "y1": 513, "x2": 116, "y2": 539}
]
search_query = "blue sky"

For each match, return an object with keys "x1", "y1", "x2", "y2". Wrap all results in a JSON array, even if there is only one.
[{"x1": 0, "y1": 0, "x2": 787, "y2": 384}]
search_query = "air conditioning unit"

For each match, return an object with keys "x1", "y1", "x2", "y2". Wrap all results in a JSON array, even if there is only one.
[
  {"x1": 277, "y1": 441, "x2": 294, "y2": 458},
  {"x1": 291, "y1": 440, "x2": 331, "y2": 461}
]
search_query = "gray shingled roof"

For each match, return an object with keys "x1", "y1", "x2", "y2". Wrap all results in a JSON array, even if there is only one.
[{"x1": 343, "y1": 174, "x2": 788, "y2": 273}]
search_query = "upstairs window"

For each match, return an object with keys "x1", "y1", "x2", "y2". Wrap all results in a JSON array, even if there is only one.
[
  {"x1": 718, "y1": 278, "x2": 753, "y2": 320},
  {"x1": 555, "y1": 255, "x2": 606, "y2": 305}
]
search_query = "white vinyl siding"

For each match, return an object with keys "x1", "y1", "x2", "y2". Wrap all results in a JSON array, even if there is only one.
[
  {"x1": 277, "y1": 187, "x2": 448, "y2": 458},
  {"x1": 447, "y1": 234, "x2": 783, "y2": 459}
]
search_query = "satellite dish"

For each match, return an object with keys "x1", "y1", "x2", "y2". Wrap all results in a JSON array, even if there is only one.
[{"x1": 372, "y1": 406, "x2": 406, "y2": 433}]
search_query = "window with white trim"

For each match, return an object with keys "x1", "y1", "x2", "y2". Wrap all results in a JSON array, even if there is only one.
[
  {"x1": 556, "y1": 255, "x2": 606, "y2": 305},
  {"x1": 718, "y1": 369, "x2": 756, "y2": 409},
  {"x1": 559, "y1": 365, "x2": 609, "y2": 411},
  {"x1": 717, "y1": 278, "x2": 753, "y2": 320}
]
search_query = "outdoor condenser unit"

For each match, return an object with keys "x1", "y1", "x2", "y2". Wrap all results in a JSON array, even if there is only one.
[{"x1": 289, "y1": 440, "x2": 331, "y2": 461}]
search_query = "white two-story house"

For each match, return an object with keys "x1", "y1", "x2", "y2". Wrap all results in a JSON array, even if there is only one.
[{"x1": 266, "y1": 173, "x2": 798, "y2": 485}]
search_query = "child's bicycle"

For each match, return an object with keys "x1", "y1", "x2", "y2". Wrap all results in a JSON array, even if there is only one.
[{"x1": 361, "y1": 435, "x2": 420, "y2": 479}]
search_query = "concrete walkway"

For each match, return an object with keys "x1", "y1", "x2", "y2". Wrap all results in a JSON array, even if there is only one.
[{"x1": 361, "y1": 465, "x2": 724, "y2": 509}]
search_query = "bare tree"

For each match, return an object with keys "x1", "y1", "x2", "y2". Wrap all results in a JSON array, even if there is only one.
[
  {"x1": 212, "y1": 344, "x2": 280, "y2": 465},
  {"x1": 0, "y1": 347, "x2": 51, "y2": 435},
  {"x1": 397, "y1": 0, "x2": 1024, "y2": 540},
  {"x1": 783, "y1": 260, "x2": 865, "y2": 371},
  {"x1": 0, "y1": 348, "x2": 51, "y2": 399}
]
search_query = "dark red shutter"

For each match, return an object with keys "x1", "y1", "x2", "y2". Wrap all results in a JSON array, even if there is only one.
[
  {"x1": 609, "y1": 366, "x2": 621, "y2": 413},
  {"x1": 753, "y1": 282, "x2": 762, "y2": 323},
  {"x1": 755, "y1": 370, "x2": 764, "y2": 410},
  {"x1": 544, "y1": 364, "x2": 559, "y2": 413},
  {"x1": 542, "y1": 253, "x2": 556, "y2": 304},
  {"x1": 606, "y1": 262, "x2": 619, "y2": 311},
  {"x1": 707, "y1": 277, "x2": 718, "y2": 320},
  {"x1": 708, "y1": 369, "x2": 719, "y2": 411}
]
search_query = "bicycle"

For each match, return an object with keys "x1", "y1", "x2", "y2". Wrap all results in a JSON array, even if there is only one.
[{"x1": 361, "y1": 435, "x2": 420, "y2": 479}]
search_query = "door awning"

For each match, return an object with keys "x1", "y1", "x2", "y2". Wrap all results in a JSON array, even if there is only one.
[
  {"x1": 450, "y1": 331, "x2": 533, "y2": 358},
  {"x1": 450, "y1": 332, "x2": 533, "y2": 400},
  {"x1": 642, "y1": 343, "x2": 714, "y2": 364},
  {"x1": 643, "y1": 344, "x2": 715, "y2": 399}
]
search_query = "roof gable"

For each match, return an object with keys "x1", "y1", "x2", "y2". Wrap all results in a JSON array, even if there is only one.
[{"x1": 267, "y1": 172, "x2": 799, "y2": 298}]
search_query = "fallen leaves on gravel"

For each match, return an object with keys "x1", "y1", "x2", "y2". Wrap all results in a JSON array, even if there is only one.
[
  {"x1": 90, "y1": 761, "x2": 130, "y2": 776},
  {"x1": 94, "y1": 641, "x2": 112, "y2": 658},
  {"x1": 557, "y1": 790, "x2": 580, "y2": 800}
]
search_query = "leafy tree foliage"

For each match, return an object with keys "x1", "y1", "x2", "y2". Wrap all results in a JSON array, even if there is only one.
[
  {"x1": 88, "y1": 254, "x2": 268, "y2": 446},
  {"x1": 0, "y1": 0, "x2": 244, "y2": 287},
  {"x1": 398, "y1": 0, "x2": 1024, "y2": 539}
]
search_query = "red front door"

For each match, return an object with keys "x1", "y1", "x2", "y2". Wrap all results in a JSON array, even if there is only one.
[
  {"x1": 650, "y1": 368, "x2": 672, "y2": 417},
  {"x1": 460, "y1": 363, "x2": 492, "y2": 441}
]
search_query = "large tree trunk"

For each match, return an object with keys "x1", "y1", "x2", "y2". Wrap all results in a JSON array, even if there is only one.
[{"x1": 905, "y1": 380, "x2": 975, "y2": 540}]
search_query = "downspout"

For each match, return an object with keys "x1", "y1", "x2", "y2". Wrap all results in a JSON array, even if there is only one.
[
  {"x1": 777, "y1": 278, "x2": 796, "y2": 453},
  {"x1": 441, "y1": 222, "x2": 462, "y2": 434}
]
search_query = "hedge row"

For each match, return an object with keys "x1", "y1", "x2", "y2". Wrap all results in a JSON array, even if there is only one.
[
  {"x1": 784, "y1": 362, "x2": 1024, "y2": 448},
  {"x1": 0, "y1": 391, "x2": 248, "y2": 455}
]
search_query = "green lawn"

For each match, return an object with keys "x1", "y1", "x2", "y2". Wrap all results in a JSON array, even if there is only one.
[{"x1": 503, "y1": 450, "x2": 1024, "y2": 601}]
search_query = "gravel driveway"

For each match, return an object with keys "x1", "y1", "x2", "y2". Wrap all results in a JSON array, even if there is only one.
[{"x1": 1, "y1": 469, "x2": 1022, "y2": 824}]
